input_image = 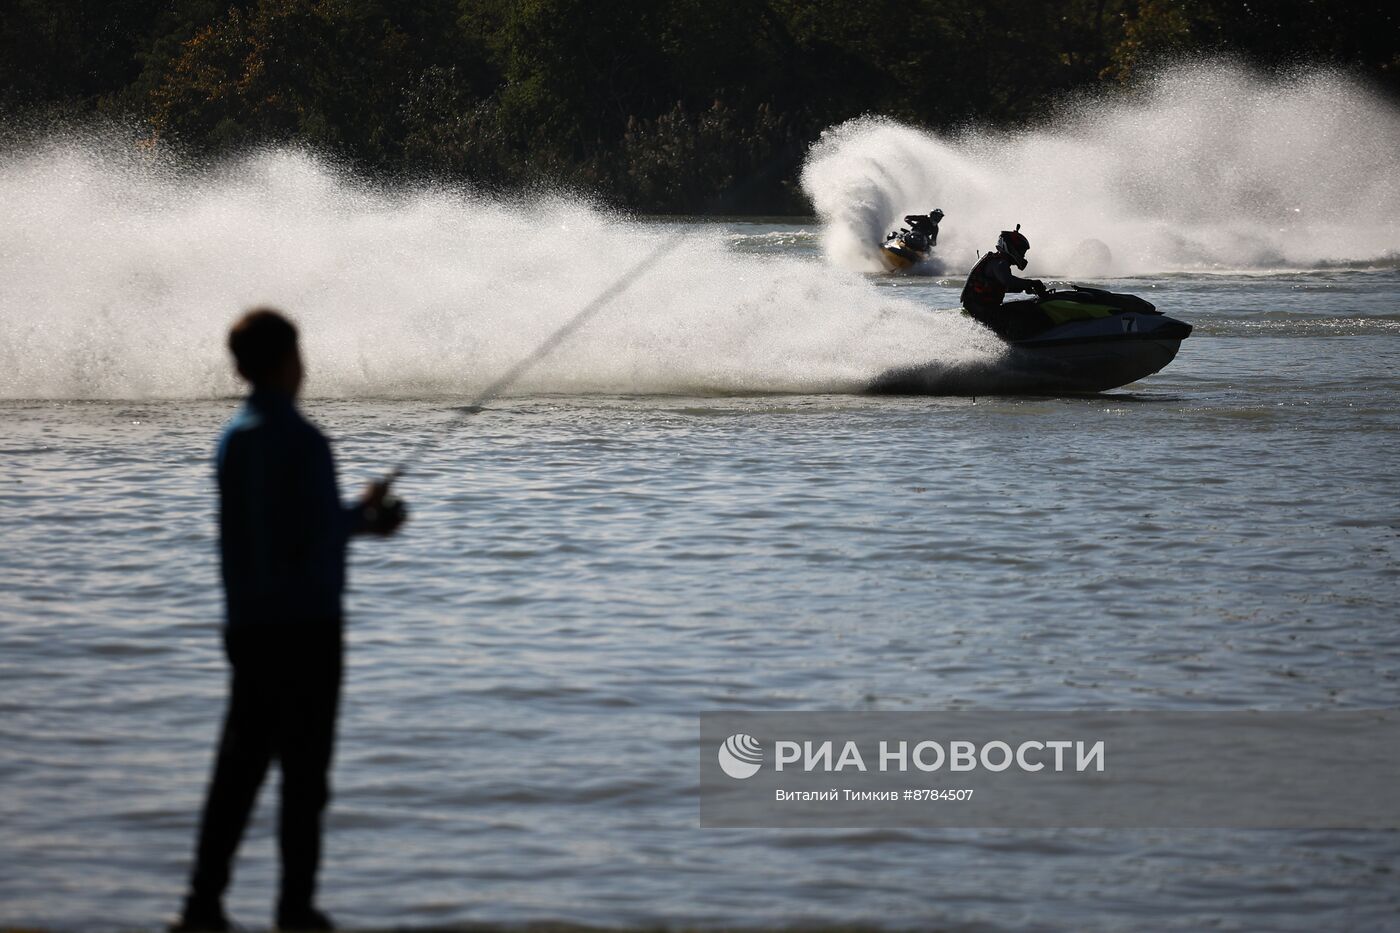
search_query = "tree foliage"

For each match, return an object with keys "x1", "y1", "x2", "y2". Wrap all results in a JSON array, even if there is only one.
[{"x1": 2, "y1": 0, "x2": 1395, "y2": 211}]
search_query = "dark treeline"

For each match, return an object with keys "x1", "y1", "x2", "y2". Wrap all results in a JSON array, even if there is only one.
[{"x1": 2, "y1": 0, "x2": 1396, "y2": 212}]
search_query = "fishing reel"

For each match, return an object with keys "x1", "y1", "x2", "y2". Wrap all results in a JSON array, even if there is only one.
[{"x1": 364, "y1": 477, "x2": 408, "y2": 535}]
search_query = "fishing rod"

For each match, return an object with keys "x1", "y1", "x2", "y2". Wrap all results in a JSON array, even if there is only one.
[
  {"x1": 367, "y1": 148, "x2": 802, "y2": 525},
  {"x1": 365, "y1": 229, "x2": 693, "y2": 525}
]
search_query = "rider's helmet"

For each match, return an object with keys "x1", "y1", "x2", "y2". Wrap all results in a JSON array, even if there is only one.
[{"x1": 997, "y1": 224, "x2": 1030, "y2": 270}]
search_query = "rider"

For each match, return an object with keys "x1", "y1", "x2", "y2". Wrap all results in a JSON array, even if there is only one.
[
  {"x1": 902, "y1": 209, "x2": 944, "y2": 247},
  {"x1": 960, "y1": 226, "x2": 1049, "y2": 339}
]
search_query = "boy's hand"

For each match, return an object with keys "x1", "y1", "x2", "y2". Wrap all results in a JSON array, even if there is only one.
[{"x1": 360, "y1": 480, "x2": 407, "y2": 536}]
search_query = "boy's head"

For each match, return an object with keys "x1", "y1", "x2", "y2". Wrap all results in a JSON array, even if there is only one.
[{"x1": 228, "y1": 307, "x2": 303, "y2": 394}]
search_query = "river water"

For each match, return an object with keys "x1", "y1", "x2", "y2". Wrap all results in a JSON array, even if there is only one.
[
  {"x1": 3, "y1": 215, "x2": 1399, "y2": 930},
  {"x1": 5, "y1": 66, "x2": 1400, "y2": 927}
]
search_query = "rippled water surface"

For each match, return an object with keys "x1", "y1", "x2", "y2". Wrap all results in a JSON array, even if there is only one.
[{"x1": 3, "y1": 225, "x2": 1400, "y2": 931}]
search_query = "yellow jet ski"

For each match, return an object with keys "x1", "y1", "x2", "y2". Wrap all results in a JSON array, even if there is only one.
[{"x1": 877, "y1": 209, "x2": 943, "y2": 273}]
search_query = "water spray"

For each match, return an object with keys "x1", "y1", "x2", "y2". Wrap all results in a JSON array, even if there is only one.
[
  {"x1": 370, "y1": 148, "x2": 822, "y2": 519},
  {"x1": 369, "y1": 232, "x2": 693, "y2": 525},
  {"x1": 801, "y1": 63, "x2": 1400, "y2": 275}
]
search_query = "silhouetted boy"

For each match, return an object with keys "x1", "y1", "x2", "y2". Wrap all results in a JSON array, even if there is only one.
[{"x1": 173, "y1": 308, "x2": 404, "y2": 932}]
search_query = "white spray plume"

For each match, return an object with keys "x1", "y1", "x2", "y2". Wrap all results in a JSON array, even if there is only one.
[
  {"x1": 802, "y1": 62, "x2": 1400, "y2": 276},
  {"x1": 0, "y1": 138, "x2": 998, "y2": 400}
]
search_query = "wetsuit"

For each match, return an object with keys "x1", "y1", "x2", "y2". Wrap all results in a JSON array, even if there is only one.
[
  {"x1": 960, "y1": 251, "x2": 1048, "y2": 340},
  {"x1": 186, "y1": 388, "x2": 365, "y2": 919},
  {"x1": 903, "y1": 213, "x2": 941, "y2": 246}
]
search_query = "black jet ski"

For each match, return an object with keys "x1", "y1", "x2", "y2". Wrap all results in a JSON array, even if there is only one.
[{"x1": 871, "y1": 285, "x2": 1192, "y2": 395}]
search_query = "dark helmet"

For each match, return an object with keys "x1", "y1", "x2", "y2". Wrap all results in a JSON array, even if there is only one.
[{"x1": 997, "y1": 224, "x2": 1030, "y2": 269}]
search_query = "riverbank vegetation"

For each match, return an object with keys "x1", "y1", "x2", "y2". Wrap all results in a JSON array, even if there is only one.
[{"x1": 3, "y1": 0, "x2": 1395, "y2": 212}]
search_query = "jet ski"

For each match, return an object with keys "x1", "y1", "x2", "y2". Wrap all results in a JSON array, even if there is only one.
[
  {"x1": 871, "y1": 285, "x2": 1192, "y2": 395},
  {"x1": 878, "y1": 229, "x2": 934, "y2": 271},
  {"x1": 877, "y1": 210, "x2": 944, "y2": 273}
]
